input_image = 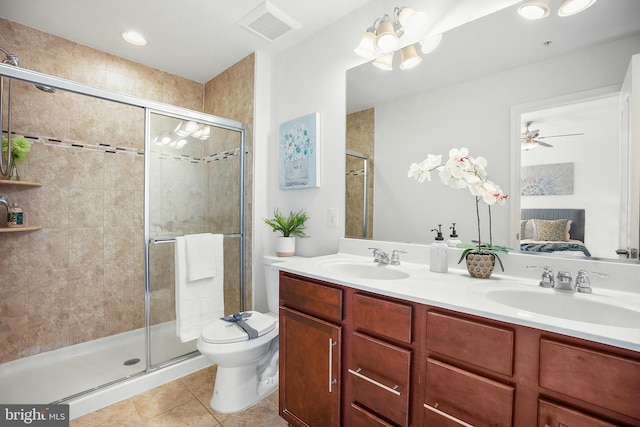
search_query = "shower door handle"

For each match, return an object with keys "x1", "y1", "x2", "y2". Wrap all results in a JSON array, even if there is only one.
[{"x1": 328, "y1": 338, "x2": 338, "y2": 393}]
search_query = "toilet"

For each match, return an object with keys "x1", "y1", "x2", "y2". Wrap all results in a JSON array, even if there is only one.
[{"x1": 196, "y1": 255, "x2": 300, "y2": 413}]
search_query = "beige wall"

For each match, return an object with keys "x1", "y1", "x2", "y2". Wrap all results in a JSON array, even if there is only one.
[
  {"x1": 346, "y1": 108, "x2": 374, "y2": 239},
  {"x1": 0, "y1": 18, "x2": 254, "y2": 363}
]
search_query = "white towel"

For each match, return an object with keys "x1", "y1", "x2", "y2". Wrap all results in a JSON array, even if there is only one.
[
  {"x1": 186, "y1": 233, "x2": 217, "y2": 281},
  {"x1": 175, "y1": 234, "x2": 225, "y2": 343}
]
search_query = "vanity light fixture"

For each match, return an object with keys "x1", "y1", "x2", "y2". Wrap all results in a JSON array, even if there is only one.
[
  {"x1": 355, "y1": 6, "x2": 437, "y2": 71},
  {"x1": 375, "y1": 16, "x2": 399, "y2": 51},
  {"x1": 121, "y1": 31, "x2": 147, "y2": 46},
  {"x1": 419, "y1": 33, "x2": 442, "y2": 54},
  {"x1": 373, "y1": 52, "x2": 394, "y2": 70},
  {"x1": 400, "y1": 44, "x2": 422, "y2": 70}
]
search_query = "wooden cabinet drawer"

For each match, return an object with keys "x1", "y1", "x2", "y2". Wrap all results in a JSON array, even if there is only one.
[
  {"x1": 426, "y1": 310, "x2": 514, "y2": 376},
  {"x1": 349, "y1": 332, "x2": 411, "y2": 426},
  {"x1": 538, "y1": 399, "x2": 619, "y2": 427},
  {"x1": 539, "y1": 338, "x2": 640, "y2": 420},
  {"x1": 425, "y1": 358, "x2": 514, "y2": 427},
  {"x1": 279, "y1": 272, "x2": 342, "y2": 322},
  {"x1": 353, "y1": 292, "x2": 412, "y2": 344},
  {"x1": 424, "y1": 404, "x2": 478, "y2": 427},
  {"x1": 351, "y1": 404, "x2": 396, "y2": 427}
]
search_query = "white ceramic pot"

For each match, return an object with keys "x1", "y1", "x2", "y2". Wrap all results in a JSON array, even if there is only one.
[{"x1": 276, "y1": 236, "x2": 295, "y2": 257}]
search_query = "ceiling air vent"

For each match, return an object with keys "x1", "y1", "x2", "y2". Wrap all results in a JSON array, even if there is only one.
[{"x1": 238, "y1": 1, "x2": 301, "y2": 42}]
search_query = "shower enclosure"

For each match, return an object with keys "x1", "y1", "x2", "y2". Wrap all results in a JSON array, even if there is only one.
[
  {"x1": 345, "y1": 150, "x2": 370, "y2": 238},
  {"x1": 0, "y1": 62, "x2": 246, "y2": 408}
]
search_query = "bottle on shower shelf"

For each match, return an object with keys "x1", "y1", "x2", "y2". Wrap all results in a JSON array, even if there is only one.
[{"x1": 8, "y1": 202, "x2": 23, "y2": 228}]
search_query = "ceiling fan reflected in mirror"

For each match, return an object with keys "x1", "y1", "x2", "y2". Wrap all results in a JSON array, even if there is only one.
[{"x1": 521, "y1": 120, "x2": 585, "y2": 150}]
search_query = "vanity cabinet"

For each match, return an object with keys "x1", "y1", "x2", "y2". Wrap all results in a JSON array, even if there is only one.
[
  {"x1": 278, "y1": 271, "x2": 640, "y2": 427},
  {"x1": 279, "y1": 273, "x2": 343, "y2": 427}
]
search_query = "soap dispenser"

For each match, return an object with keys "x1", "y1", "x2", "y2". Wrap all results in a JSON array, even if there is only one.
[
  {"x1": 446, "y1": 223, "x2": 462, "y2": 247},
  {"x1": 430, "y1": 224, "x2": 448, "y2": 273}
]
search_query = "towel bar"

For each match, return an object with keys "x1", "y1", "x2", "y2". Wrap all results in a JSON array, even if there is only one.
[{"x1": 151, "y1": 233, "x2": 241, "y2": 244}]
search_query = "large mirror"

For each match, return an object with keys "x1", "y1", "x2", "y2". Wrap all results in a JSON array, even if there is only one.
[{"x1": 346, "y1": 0, "x2": 640, "y2": 262}]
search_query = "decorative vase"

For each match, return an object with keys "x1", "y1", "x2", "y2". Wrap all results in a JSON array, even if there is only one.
[
  {"x1": 285, "y1": 158, "x2": 309, "y2": 187},
  {"x1": 465, "y1": 252, "x2": 495, "y2": 279},
  {"x1": 7, "y1": 162, "x2": 19, "y2": 181},
  {"x1": 277, "y1": 236, "x2": 296, "y2": 257}
]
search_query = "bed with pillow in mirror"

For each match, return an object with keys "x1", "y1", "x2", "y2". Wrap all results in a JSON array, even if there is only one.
[{"x1": 520, "y1": 209, "x2": 591, "y2": 257}]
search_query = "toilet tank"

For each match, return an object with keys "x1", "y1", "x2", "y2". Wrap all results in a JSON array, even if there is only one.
[{"x1": 263, "y1": 255, "x2": 305, "y2": 314}]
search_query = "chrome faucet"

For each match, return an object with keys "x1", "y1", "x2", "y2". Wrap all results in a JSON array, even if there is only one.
[
  {"x1": 575, "y1": 269, "x2": 608, "y2": 294},
  {"x1": 555, "y1": 271, "x2": 574, "y2": 291},
  {"x1": 527, "y1": 266, "x2": 555, "y2": 288},
  {"x1": 369, "y1": 248, "x2": 391, "y2": 265},
  {"x1": 390, "y1": 250, "x2": 407, "y2": 266}
]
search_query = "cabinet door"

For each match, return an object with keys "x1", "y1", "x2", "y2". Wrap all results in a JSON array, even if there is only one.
[
  {"x1": 538, "y1": 399, "x2": 619, "y2": 427},
  {"x1": 280, "y1": 307, "x2": 341, "y2": 427}
]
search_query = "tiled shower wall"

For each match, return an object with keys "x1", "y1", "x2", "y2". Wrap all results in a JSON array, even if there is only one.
[
  {"x1": 346, "y1": 108, "x2": 375, "y2": 239},
  {"x1": 204, "y1": 54, "x2": 255, "y2": 309},
  {"x1": 0, "y1": 18, "x2": 255, "y2": 363}
]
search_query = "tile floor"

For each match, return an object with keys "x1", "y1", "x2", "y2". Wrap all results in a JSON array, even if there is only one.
[{"x1": 70, "y1": 365, "x2": 288, "y2": 427}]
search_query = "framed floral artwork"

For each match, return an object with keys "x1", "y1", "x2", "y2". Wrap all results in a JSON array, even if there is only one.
[
  {"x1": 279, "y1": 112, "x2": 320, "y2": 189},
  {"x1": 521, "y1": 162, "x2": 574, "y2": 196}
]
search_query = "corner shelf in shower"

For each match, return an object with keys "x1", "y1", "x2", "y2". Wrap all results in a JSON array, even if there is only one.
[
  {"x1": 0, "y1": 180, "x2": 43, "y2": 188},
  {"x1": 0, "y1": 180, "x2": 43, "y2": 232},
  {"x1": 0, "y1": 225, "x2": 42, "y2": 233}
]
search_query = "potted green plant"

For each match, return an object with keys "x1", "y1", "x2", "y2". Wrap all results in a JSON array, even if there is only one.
[
  {"x1": 264, "y1": 209, "x2": 310, "y2": 256},
  {"x1": 2, "y1": 136, "x2": 31, "y2": 181},
  {"x1": 408, "y1": 147, "x2": 510, "y2": 278}
]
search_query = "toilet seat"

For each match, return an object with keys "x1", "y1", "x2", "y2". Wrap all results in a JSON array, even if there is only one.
[{"x1": 201, "y1": 311, "x2": 276, "y2": 344}]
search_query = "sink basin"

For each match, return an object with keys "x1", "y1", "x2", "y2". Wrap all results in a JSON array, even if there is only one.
[
  {"x1": 485, "y1": 288, "x2": 640, "y2": 328},
  {"x1": 318, "y1": 260, "x2": 410, "y2": 280}
]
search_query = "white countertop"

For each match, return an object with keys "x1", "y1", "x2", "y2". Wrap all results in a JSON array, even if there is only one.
[{"x1": 275, "y1": 251, "x2": 640, "y2": 352}]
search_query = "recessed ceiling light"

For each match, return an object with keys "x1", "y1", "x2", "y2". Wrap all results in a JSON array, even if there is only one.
[
  {"x1": 121, "y1": 31, "x2": 147, "y2": 46},
  {"x1": 558, "y1": 0, "x2": 597, "y2": 16},
  {"x1": 518, "y1": 1, "x2": 551, "y2": 20}
]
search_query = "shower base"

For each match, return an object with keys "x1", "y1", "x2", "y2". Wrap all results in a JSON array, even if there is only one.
[{"x1": 0, "y1": 321, "x2": 212, "y2": 419}]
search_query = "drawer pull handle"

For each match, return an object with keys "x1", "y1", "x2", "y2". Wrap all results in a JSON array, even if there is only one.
[
  {"x1": 348, "y1": 368, "x2": 401, "y2": 396},
  {"x1": 424, "y1": 404, "x2": 474, "y2": 427},
  {"x1": 329, "y1": 339, "x2": 337, "y2": 393}
]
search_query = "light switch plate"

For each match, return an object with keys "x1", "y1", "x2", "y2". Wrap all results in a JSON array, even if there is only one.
[{"x1": 327, "y1": 207, "x2": 339, "y2": 227}]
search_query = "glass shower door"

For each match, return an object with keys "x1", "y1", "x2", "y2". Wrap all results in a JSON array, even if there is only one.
[{"x1": 146, "y1": 110, "x2": 244, "y2": 367}]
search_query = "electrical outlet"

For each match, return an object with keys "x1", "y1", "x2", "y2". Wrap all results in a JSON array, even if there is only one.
[{"x1": 327, "y1": 207, "x2": 339, "y2": 227}]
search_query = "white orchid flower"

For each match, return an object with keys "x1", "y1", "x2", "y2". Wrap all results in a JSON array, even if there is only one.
[
  {"x1": 478, "y1": 180, "x2": 507, "y2": 205},
  {"x1": 469, "y1": 156, "x2": 488, "y2": 180},
  {"x1": 407, "y1": 147, "x2": 509, "y2": 266},
  {"x1": 408, "y1": 154, "x2": 442, "y2": 183}
]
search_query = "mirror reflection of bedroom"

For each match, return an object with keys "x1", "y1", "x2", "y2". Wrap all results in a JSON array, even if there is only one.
[{"x1": 519, "y1": 94, "x2": 621, "y2": 259}]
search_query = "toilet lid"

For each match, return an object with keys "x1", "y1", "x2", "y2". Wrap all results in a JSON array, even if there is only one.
[{"x1": 201, "y1": 311, "x2": 277, "y2": 344}]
